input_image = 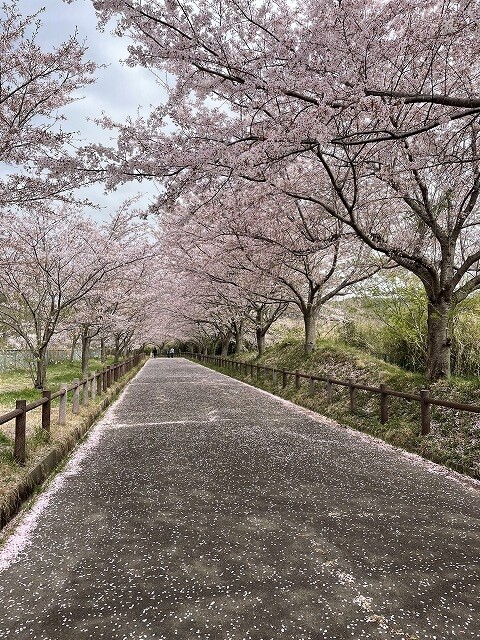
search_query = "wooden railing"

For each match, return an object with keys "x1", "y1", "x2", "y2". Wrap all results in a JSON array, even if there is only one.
[
  {"x1": 0, "y1": 354, "x2": 143, "y2": 466},
  {"x1": 186, "y1": 353, "x2": 480, "y2": 436}
]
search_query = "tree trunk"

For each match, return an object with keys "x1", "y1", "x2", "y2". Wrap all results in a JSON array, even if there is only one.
[
  {"x1": 426, "y1": 300, "x2": 452, "y2": 380},
  {"x1": 221, "y1": 330, "x2": 233, "y2": 356},
  {"x1": 256, "y1": 328, "x2": 266, "y2": 356},
  {"x1": 69, "y1": 332, "x2": 79, "y2": 362},
  {"x1": 255, "y1": 307, "x2": 266, "y2": 355},
  {"x1": 303, "y1": 308, "x2": 317, "y2": 354},
  {"x1": 81, "y1": 332, "x2": 91, "y2": 378},
  {"x1": 234, "y1": 322, "x2": 244, "y2": 355},
  {"x1": 114, "y1": 335, "x2": 121, "y2": 364},
  {"x1": 34, "y1": 347, "x2": 47, "y2": 389},
  {"x1": 100, "y1": 337, "x2": 107, "y2": 363}
]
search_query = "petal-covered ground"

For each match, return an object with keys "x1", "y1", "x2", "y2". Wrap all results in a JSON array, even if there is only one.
[{"x1": 0, "y1": 358, "x2": 479, "y2": 639}]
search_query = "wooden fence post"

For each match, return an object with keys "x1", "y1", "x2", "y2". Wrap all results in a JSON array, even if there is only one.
[
  {"x1": 295, "y1": 370, "x2": 301, "y2": 390},
  {"x1": 349, "y1": 380, "x2": 357, "y2": 413},
  {"x1": 420, "y1": 389, "x2": 431, "y2": 435},
  {"x1": 59, "y1": 385, "x2": 67, "y2": 425},
  {"x1": 309, "y1": 376, "x2": 315, "y2": 397},
  {"x1": 14, "y1": 400, "x2": 26, "y2": 465},
  {"x1": 282, "y1": 369, "x2": 288, "y2": 389},
  {"x1": 380, "y1": 383, "x2": 389, "y2": 424},
  {"x1": 42, "y1": 390, "x2": 51, "y2": 433},
  {"x1": 82, "y1": 377, "x2": 89, "y2": 406},
  {"x1": 102, "y1": 368, "x2": 108, "y2": 392},
  {"x1": 272, "y1": 368, "x2": 276, "y2": 385},
  {"x1": 97, "y1": 371, "x2": 103, "y2": 396},
  {"x1": 72, "y1": 379, "x2": 80, "y2": 414},
  {"x1": 326, "y1": 377, "x2": 333, "y2": 404},
  {"x1": 91, "y1": 372, "x2": 97, "y2": 400}
]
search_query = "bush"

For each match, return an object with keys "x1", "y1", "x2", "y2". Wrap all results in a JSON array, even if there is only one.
[{"x1": 340, "y1": 274, "x2": 480, "y2": 377}]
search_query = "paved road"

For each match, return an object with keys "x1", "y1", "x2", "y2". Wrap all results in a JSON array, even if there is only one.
[{"x1": 0, "y1": 358, "x2": 479, "y2": 640}]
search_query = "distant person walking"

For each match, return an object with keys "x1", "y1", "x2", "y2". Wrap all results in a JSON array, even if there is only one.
[
  {"x1": 152, "y1": 347, "x2": 158, "y2": 358},
  {"x1": 168, "y1": 348, "x2": 175, "y2": 358}
]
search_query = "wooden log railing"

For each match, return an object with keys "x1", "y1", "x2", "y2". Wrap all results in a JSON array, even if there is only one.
[
  {"x1": 184, "y1": 352, "x2": 480, "y2": 437},
  {"x1": 0, "y1": 354, "x2": 143, "y2": 466}
]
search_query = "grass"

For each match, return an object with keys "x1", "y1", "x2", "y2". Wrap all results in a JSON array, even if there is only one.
[
  {"x1": 198, "y1": 336, "x2": 480, "y2": 480},
  {"x1": 0, "y1": 358, "x2": 112, "y2": 398}
]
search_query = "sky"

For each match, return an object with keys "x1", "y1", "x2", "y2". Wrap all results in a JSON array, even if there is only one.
[{"x1": 18, "y1": 0, "x2": 168, "y2": 221}]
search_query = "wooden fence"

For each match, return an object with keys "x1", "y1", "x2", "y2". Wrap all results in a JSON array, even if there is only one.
[
  {"x1": 0, "y1": 354, "x2": 143, "y2": 466},
  {"x1": 186, "y1": 353, "x2": 480, "y2": 435}
]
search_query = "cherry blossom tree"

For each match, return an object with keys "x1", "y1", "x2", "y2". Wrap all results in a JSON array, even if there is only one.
[
  {"x1": 73, "y1": 258, "x2": 156, "y2": 374},
  {"x1": 83, "y1": 0, "x2": 480, "y2": 144},
  {"x1": 158, "y1": 181, "x2": 381, "y2": 353},
  {"x1": 156, "y1": 197, "x2": 291, "y2": 354},
  {"x1": 101, "y1": 264, "x2": 157, "y2": 364},
  {"x1": 0, "y1": 2, "x2": 98, "y2": 207},
  {"x1": 166, "y1": 266, "x2": 255, "y2": 355},
  {"x1": 150, "y1": 271, "x2": 236, "y2": 354},
  {"x1": 0, "y1": 205, "x2": 155, "y2": 388},
  {"x1": 296, "y1": 130, "x2": 480, "y2": 379}
]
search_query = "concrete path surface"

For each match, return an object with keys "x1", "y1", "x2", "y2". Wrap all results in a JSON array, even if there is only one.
[{"x1": 0, "y1": 358, "x2": 479, "y2": 640}]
